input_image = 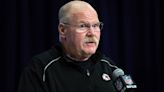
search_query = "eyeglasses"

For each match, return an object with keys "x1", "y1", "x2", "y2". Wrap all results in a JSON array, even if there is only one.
[{"x1": 63, "y1": 22, "x2": 103, "y2": 33}]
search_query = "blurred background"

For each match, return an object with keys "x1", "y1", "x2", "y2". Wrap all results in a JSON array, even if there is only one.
[{"x1": 0, "y1": 0, "x2": 163, "y2": 92}]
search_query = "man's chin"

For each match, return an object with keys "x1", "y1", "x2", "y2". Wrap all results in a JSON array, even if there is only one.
[{"x1": 84, "y1": 50, "x2": 96, "y2": 55}]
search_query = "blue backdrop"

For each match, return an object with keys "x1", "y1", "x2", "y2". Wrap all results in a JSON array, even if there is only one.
[{"x1": 0, "y1": 0, "x2": 163, "y2": 92}]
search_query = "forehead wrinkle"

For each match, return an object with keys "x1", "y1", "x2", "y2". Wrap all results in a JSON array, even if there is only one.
[{"x1": 69, "y1": 7, "x2": 99, "y2": 24}]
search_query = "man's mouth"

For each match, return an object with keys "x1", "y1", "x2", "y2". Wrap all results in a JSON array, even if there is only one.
[{"x1": 85, "y1": 41, "x2": 96, "y2": 46}]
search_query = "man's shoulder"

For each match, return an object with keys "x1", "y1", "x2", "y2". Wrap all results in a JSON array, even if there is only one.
[
  {"x1": 34, "y1": 49, "x2": 55, "y2": 59},
  {"x1": 102, "y1": 55, "x2": 115, "y2": 63},
  {"x1": 100, "y1": 55, "x2": 117, "y2": 68},
  {"x1": 32, "y1": 46, "x2": 62, "y2": 66}
]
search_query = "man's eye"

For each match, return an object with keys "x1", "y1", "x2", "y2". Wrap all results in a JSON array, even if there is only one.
[
  {"x1": 93, "y1": 24, "x2": 99, "y2": 28},
  {"x1": 79, "y1": 24, "x2": 87, "y2": 28}
]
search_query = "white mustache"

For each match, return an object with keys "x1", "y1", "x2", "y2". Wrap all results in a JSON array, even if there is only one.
[{"x1": 84, "y1": 37, "x2": 98, "y2": 43}]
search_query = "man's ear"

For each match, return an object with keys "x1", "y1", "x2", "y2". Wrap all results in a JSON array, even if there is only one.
[{"x1": 58, "y1": 23, "x2": 67, "y2": 38}]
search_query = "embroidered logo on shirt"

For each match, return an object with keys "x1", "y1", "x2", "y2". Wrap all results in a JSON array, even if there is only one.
[{"x1": 102, "y1": 73, "x2": 111, "y2": 81}]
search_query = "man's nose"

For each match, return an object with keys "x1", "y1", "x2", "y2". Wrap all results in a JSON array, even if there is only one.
[{"x1": 87, "y1": 26, "x2": 95, "y2": 35}]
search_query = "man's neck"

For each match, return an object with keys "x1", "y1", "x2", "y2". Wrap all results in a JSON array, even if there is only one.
[{"x1": 66, "y1": 54, "x2": 91, "y2": 61}]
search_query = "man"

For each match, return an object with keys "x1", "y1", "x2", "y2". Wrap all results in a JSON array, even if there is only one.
[{"x1": 17, "y1": 1, "x2": 117, "y2": 92}]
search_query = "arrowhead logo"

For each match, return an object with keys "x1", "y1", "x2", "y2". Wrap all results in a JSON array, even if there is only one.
[{"x1": 102, "y1": 73, "x2": 111, "y2": 81}]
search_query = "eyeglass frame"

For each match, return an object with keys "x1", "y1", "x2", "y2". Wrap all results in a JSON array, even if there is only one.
[{"x1": 62, "y1": 22, "x2": 104, "y2": 32}]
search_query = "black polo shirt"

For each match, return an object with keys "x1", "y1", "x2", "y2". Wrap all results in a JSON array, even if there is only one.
[{"x1": 17, "y1": 45, "x2": 116, "y2": 92}]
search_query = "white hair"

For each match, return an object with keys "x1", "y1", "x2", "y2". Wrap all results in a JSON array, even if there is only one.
[{"x1": 58, "y1": 1, "x2": 96, "y2": 23}]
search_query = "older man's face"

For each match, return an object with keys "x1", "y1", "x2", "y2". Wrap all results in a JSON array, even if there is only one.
[{"x1": 64, "y1": 8, "x2": 101, "y2": 58}]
